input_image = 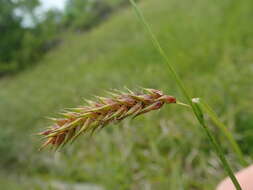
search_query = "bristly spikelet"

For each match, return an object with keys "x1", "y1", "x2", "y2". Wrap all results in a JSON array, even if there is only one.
[{"x1": 39, "y1": 88, "x2": 176, "y2": 150}]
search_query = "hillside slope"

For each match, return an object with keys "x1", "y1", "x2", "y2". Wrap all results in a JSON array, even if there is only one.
[{"x1": 0, "y1": 0, "x2": 253, "y2": 189}]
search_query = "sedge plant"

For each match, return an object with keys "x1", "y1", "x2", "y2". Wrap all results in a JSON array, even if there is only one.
[{"x1": 39, "y1": 1, "x2": 246, "y2": 189}]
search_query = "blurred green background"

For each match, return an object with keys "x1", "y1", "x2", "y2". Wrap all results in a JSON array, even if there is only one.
[{"x1": 0, "y1": 0, "x2": 253, "y2": 189}]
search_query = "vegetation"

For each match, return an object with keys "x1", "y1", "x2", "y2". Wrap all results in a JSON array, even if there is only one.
[
  {"x1": 63, "y1": 0, "x2": 128, "y2": 30},
  {"x1": 0, "y1": 0, "x2": 128, "y2": 75},
  {"x1": 0, "y1": 0, "x2": 59, "y2": 75},
  {"x1": 0, "y1": 0, "x2": 253, "y2": 189}
]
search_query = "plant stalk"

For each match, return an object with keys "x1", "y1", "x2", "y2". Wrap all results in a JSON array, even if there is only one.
[
  {"x1": 196, "y1": 112, "x2": 242, "y2": 190},
  {"x1": 199, "y1": 99, "x2": 247, "y2": 166},
  {"x1": 129, "y1": 0, "x2": 242, "y2": 189}
]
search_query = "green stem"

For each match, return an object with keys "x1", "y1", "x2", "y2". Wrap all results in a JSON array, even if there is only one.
[
  {"x1": 129, "y1": 0, "x2": 242, "y2": 189},
  {"x1": 196, "y1": 112, "x2": 242, "y2": 190},
  {"x1": 178, "y1": 99, "x2": 246, "y2": 166},
  {"x1": 199, "y1": 100, "x2": 247, "y2": 166},
  {"x1": 129, "y1": 0, "x2": 204, "y2": 121}
]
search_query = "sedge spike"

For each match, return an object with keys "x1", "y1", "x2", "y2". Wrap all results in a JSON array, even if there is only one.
[{"x1": 39, "y1": 88, "x2": 176, "y2": 150}]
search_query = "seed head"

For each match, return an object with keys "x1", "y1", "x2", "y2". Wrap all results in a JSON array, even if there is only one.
[{"x1": 39, "y1": 88, "x2": 176, "y2": 150}]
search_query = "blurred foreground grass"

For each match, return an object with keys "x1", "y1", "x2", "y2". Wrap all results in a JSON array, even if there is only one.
[{"x1": 0, "y1": 0, "x2": 253, "y2": 189}]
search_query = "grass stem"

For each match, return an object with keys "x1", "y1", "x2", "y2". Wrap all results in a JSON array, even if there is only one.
[
  {"x1": 129, "y1": 0, "x2": 242, "y2": 189},
  {"x1": 198, "y1": 99, "x2": 247, "y2": 166}
]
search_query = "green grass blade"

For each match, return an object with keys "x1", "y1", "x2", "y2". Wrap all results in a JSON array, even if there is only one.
[
  {"x1": 199, "y1": 99, "x2": 247, "y2": 166},
  {"x1": 194, "y1": 103, "x2": 242, "y2": 190}
]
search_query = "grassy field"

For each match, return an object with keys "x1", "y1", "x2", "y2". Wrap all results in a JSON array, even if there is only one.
[{"x1": 1, "y1": 0, "x2": 253, "y2": 189}]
